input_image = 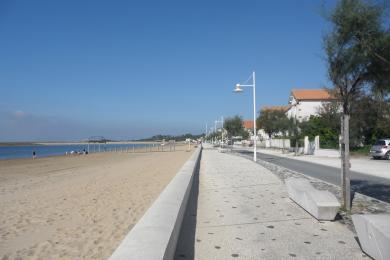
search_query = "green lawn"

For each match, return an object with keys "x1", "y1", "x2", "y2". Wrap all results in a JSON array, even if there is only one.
[{"x1": 350, "y1": 145, "x2": 371, "y2": 156}]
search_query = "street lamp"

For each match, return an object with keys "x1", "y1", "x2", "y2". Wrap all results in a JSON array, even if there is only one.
[
  {"x1": 214, "y1": 117, "x2": 223, "y2": 144},
  {"x1": 234, "y1": 71, "x2": 257, "y2": 162}
]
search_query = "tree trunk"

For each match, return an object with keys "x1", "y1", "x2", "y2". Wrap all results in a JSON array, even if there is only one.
[{"x1": 340, "y1": 114, "x2": 351, "y2": 211}]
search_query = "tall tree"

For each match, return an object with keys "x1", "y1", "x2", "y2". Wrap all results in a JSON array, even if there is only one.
[
  {"x1": 223, "y1": 115, "x2": 248, "y2": 139},
  {"x1": 324, "y1": 0, "x2": 390, "y2": 210},
  {"x1": 257, "y1": 109, "x2": 289, "y2": 138}
]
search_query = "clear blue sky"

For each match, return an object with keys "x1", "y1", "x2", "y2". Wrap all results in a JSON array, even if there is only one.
[{"x1": 0, "y1": 0, "x2": 336, "y2": 141}]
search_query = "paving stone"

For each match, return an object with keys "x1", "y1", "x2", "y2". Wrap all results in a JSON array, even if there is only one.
[{"x1": 175, "y1": 149, "x2": 366, "y2": 259}]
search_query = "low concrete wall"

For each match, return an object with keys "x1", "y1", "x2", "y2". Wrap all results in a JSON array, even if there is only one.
[
  {"x1": 109, "y1": 147, "x2": 202, "y2": 260},
  {"x1": 257, "y1": 139, "x2": 291, "y2": 149}
]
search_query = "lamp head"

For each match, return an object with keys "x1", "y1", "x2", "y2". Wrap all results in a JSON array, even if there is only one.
[{"x1": 234, "y1": 84, "x2": 243, "y2": 93}]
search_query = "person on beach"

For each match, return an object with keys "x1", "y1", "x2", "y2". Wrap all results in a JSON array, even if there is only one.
[{"x1": 32, "y1": 151, "x2": 36, "y2": 159}]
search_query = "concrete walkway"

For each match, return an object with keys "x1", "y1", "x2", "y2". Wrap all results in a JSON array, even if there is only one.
[{"x1": 175, "y1": 149, "x2": 366, "y2": 259}]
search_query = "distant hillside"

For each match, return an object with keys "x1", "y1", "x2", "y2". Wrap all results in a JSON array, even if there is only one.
[
  {"x1": 136, "y1": 133, "x2": 203, "y2": 142},
  {"x1": 0, "y1": 142, "x2": 39, "y2": 146}
]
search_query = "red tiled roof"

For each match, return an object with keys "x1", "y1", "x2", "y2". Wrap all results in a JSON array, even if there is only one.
[
  {"x1": 291, "y1": 89, "x2": 335, "y2": 101},
  {"x1": 243, "y1": 120, "x2": 254, "y2": 129},
  {"x1": 261, "y1": 105, "x2": 292, "y2": 112}
]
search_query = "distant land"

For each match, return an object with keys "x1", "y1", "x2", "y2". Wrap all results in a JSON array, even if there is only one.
[
  {"x1": 0, "y1": 142, "x2": 40, "y2": 147},
  {"x1": 135, "y1": 133, "x2": 204, "y2": 142},
  {"x1": 0, "y1": 133, "x2": 204, "y2": 146}
]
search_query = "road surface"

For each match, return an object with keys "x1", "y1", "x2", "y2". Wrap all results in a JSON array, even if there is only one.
[{"x1": 236, "y1": 149, "x2": 390, "y2": 203}]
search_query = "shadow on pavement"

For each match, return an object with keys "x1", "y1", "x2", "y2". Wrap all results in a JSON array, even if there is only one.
[{"x1": 174, "y1": 156, "x2": 200, "y2": 260}]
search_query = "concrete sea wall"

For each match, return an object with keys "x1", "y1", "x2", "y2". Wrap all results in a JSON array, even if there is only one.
[{"x1": 109, "y1": 146, "x2": 202, "y2": 260}]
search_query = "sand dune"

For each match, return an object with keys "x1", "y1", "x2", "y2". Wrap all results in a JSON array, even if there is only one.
[{"x1": 0, "y1": 146, "x2": 194, "y2": 259}]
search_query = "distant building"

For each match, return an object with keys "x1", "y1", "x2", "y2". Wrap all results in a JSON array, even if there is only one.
[
  {"x1": 243, "y1": 119, "x2": 269, "y2": 140},
  {"x1": 286, "y1": 89, "x2": 336, "y2": 122},
  {"x1": 242, "y1": 120, "x2": 261, "y2": 141},
  {"x1": 243, "y1": 120, "x2": 254, "y2": 132},
  {"x1": 244, "y1": 88, "x2": 337, "y2": 141},
  {"x1": 255, "y1": 89, "x2": 337, "y2": 139}
]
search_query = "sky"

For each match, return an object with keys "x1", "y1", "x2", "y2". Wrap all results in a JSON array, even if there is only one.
[{"x1": 0, "y1": 0, "x2": 336, "y2": 141}]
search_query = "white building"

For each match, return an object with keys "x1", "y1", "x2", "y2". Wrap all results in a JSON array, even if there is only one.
[
  {"x1": 245, "y1": 89, "x2": 336, "y2": 142},
  {"x1": 286, "y1": 89, "x2": 336, "y2": 122}
]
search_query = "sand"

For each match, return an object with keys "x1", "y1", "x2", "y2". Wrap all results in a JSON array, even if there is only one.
[{"x1": 0, "y1": 145, "x2": 194, "y2": 259}]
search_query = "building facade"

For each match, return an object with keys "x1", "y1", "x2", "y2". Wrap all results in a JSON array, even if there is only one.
[
  {"x1": 286, "y1": 89, "x2": 336, "y2": 122},
  {"x1": 241, "y1": 89, "x2": 337, "y2": 141}
]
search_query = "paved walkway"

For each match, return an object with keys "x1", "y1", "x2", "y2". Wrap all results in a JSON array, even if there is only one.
[{"x1": 175, "y1": 149, "x2": 366, "y2": 259}]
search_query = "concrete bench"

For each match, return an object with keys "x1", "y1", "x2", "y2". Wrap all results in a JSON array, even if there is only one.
[
  {"x1": 285, "y1": 178, "x2": 340, "y2": 220},
  {"x1": 352, "y1": 214, "x2": 390, "y2": 260}
]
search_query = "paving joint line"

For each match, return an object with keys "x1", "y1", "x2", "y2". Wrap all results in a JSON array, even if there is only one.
[
  {"x1": 198, "y1": 217, "x2": 313, "y2": 229},
  {"x1": 201, "y1": 182, "x2": 282, "y2": 191}
]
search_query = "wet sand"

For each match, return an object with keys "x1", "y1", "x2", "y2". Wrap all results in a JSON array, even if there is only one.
[{"x1": 0, "y1": 146, "x2": 194, "y2": 259}]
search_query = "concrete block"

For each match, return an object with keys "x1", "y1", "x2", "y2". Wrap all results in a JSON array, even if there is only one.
[
  {"x1": 304, "y1": 136, "x2": 309, "y2": 154},
  {"x1": 285, "y1": 178, "x2": 340, "y2": 220},
  {"x1": 352, "y1": 214, "x2": 390, "y2": 260},
  {"x1": 218, "y1": 148, "x2": 230, "y2": 153}
]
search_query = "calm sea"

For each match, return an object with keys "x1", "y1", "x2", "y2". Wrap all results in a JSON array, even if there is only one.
[{"x1": 0, "y1": 143, "x2": 152, "y2": 160}]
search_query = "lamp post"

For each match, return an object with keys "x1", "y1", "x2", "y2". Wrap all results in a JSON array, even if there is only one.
[
  {"x1": 209, "y1": 127, "x2": 214, "y2": 143},
  {"x1": 234, "y1": 71, "x2": 257, "y2": 162},
  {"x1": 214, "y1": 120, "x2": 217, "y2": 144},
  {"x1": 205, "y1": 123, "x2": 208, "y2": 142},
  {"x1": 293, "y1": 102, "x2": 298, "y2": 156},
  {"x1": 215, "y1": 117, "x2": 224, "y2": 145},
  {"x1": 214, "y1": 117, "x2": 223, "y2": 144}
]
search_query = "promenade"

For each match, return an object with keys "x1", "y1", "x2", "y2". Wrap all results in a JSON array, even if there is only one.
[{"x1": 175, "y1": 148, "x2": 366, "y2": 259}]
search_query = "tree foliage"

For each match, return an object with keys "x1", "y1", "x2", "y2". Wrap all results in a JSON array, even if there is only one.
[
  {"x1": 299, "y1": 102, "x2": 341, "y2": 148},
  {"x1": 325, "y1": 0, "x2": 384, "y2": 113},
  {"x1": 324, "y1": 0, "x2": 390, "y2": 145},
  {"x1": 349, "y1": 94, "x2": 390, "y2": 145},
  {"x1": 223, "y1": 115, "x2": 249, "y2": 139},
  {"x1": 205, "y1": 131, "x2": 219, "y2": 141},
  {"x1": 137, "y1": 133, "x2": 203, "y2": 142},
  {"x1": 257, "y1": 110, "x2": 289, "y2": 138},
  {"x1": 297, "y1": 96, "x2": 390, "y2": 148}
]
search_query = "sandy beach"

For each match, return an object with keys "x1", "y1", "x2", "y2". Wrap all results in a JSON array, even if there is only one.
[{"x1": 0, "y1": 145, "x2": 194, "y2": 259}]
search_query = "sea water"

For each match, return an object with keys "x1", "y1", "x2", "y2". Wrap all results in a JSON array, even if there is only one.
[{"x1": 0, "y1": 143, "x2": 152, "y2": 160}]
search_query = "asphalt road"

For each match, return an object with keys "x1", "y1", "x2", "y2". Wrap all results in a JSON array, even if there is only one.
[{"x1": 236, "y1": 150, "x2": 390, "y2": 203}]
